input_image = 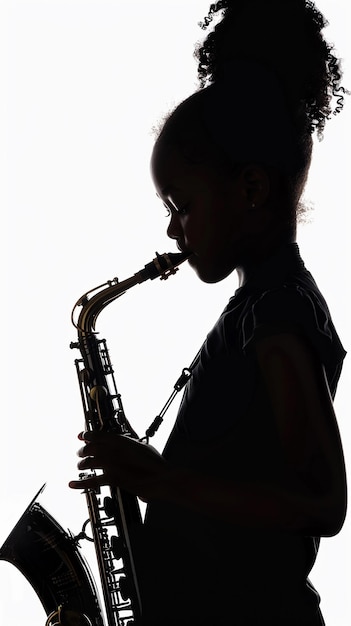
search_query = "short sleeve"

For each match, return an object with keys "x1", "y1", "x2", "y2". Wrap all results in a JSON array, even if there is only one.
[{"x1": 239, "y1": 285, "x2": 346, "y2": 396}]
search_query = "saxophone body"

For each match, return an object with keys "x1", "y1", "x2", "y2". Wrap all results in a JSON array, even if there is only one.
[{"x1": 0, "y1": 251, "x2": 188, "y2": 626}]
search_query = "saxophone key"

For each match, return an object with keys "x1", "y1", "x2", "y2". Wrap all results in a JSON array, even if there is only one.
[{"x1": 110, "y1": 535, "x2": 125, "y2": 561}]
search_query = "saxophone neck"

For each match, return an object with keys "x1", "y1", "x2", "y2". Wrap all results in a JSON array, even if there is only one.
[{"x1": 72, "y1": 251, "x2": 189, "y2": 334}]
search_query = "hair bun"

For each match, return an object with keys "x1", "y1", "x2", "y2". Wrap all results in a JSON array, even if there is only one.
[{"x1": 195, "y1": 0, "x2": 346, "y2": 136}]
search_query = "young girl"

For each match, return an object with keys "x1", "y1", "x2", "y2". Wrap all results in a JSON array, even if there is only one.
[{"x1": 70, "y1": 1, "x2": 347, "y2": 624}]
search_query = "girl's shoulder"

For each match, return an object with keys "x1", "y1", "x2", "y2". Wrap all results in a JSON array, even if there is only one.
[{"x1": 237, "y1": 272, "x2": 346, "y2": 396}]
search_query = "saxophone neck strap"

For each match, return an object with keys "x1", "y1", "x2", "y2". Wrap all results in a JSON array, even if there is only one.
[{"x1": 141, "y1": 349, "x2": 201, "y2": 443}]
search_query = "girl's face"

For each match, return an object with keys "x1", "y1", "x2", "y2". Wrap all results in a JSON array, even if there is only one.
[{"x1": 151, "y1": 137, "x2": 266, "y2": 284}]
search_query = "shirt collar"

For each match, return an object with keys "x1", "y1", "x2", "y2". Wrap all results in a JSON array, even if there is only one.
[{"x1": 234, "y1": 243, "x2": 305, "y2": 297}]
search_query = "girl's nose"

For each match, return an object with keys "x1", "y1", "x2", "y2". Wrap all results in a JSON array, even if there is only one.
[{"x1": 167, "y1": 212, "x2": 181, "y2": 240}]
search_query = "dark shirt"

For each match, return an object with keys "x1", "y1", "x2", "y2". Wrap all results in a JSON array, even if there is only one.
[{"x1": 139, "y1": 244, "x2": 346, "y2": 626}]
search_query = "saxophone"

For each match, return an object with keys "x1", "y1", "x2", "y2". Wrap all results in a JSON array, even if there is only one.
[{"x1": 0, "y1": 251, "x2": 189, "y2": 626}]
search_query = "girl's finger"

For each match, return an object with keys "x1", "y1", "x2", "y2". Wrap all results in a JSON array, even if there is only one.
[
  {"x1": 77, "y1": 456, "x2": 101, "y2": 471},
  {"x1": 77, "y1": 444, "x2": 91, "y2": 457},
  {"x1": 78, "y1": 431, "x2": 94, "y2": 442}
]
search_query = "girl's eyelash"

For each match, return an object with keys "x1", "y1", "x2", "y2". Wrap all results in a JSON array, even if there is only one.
[
  {"x1": 163, "y1": 204, "x2": 171, "y2": 217},
  {"x1": 162, "y1": 201, "x2": 190, "y2": 217}
]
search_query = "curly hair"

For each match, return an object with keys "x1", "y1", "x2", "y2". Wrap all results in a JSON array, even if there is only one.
[{"x1": 195, "y1": 0, "x2": 346, "y2": 138}]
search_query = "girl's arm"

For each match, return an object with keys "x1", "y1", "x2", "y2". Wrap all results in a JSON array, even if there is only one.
[
  {"x1": 251, "y1": 331, "x2": 347, "y2": 535},
  {"x1": 164, "y1": 331, "x2": 347, "y2": 536}
]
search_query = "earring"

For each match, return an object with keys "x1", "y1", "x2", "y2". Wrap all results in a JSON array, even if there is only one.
[{"x1": 251, "y1": 202, "x2": 256, "y2": 209}]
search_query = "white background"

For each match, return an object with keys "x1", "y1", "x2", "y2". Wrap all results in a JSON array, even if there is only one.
[{"x1": 1, "y1": 1, "x2": 350, "y2": 624}]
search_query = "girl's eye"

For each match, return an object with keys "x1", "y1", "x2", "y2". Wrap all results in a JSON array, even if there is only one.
[
  {"x1": 177, "y1": 204, "x2": 190, "y2": 215},
  {"x1": 162, "y1": 200, "x2": 190, "y2": 217}
]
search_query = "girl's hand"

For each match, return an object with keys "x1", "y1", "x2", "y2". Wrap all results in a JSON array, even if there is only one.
[{"x1": 69, "y1": 430, "x2": 167, "y2": 502}]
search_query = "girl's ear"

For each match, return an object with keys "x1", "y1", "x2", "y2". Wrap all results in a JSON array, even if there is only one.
[{"x1": 239, "y1": 164, "x2": 271, "y2": 208}]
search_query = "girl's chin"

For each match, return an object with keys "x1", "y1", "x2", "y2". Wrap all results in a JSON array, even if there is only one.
[{"x1": 189, "y1": 256, "x2": 236, "y2": 284}]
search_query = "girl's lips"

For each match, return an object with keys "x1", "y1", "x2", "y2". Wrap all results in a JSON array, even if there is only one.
[
  {"x1": 176, "y1": 241, "x2": 193, "y2": 256},
  {"x1": 175, "y1": 242, "x2": 196, "y2": 265},
  {"x1": 176, "y1": 241, "x2": 186, "y2": 253}
]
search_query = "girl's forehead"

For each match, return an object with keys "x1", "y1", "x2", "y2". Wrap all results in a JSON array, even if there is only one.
[
  {"x1": 151, "y1": 140, "x2": 189, "y2": 189},
  {"x1": 152, "y1": 136, "x2": 182, "y2": 164},
  {"x1": 150, "y1": 135, "x2": 235, "y2": 200}
]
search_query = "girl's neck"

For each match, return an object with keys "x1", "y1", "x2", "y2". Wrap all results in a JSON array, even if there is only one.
[{"x1": 236, "y1": 232, "x2": 296, "y2": 287}]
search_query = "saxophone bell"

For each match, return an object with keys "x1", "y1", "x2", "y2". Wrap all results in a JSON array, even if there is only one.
[{"x1": 0, "y1": 485, "x2": 105, "y2": 626}]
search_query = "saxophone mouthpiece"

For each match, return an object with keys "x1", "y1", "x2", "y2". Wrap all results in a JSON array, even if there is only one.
[
  {"x1": 140, "y1": 251, "x2": 190, "y2": 281},
  {"x1": 159, "y1": 251, "x2": 190, "y2": 280},
  {"x1": 165, "y1": 250, "x2": 190, "y2": 265}
]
